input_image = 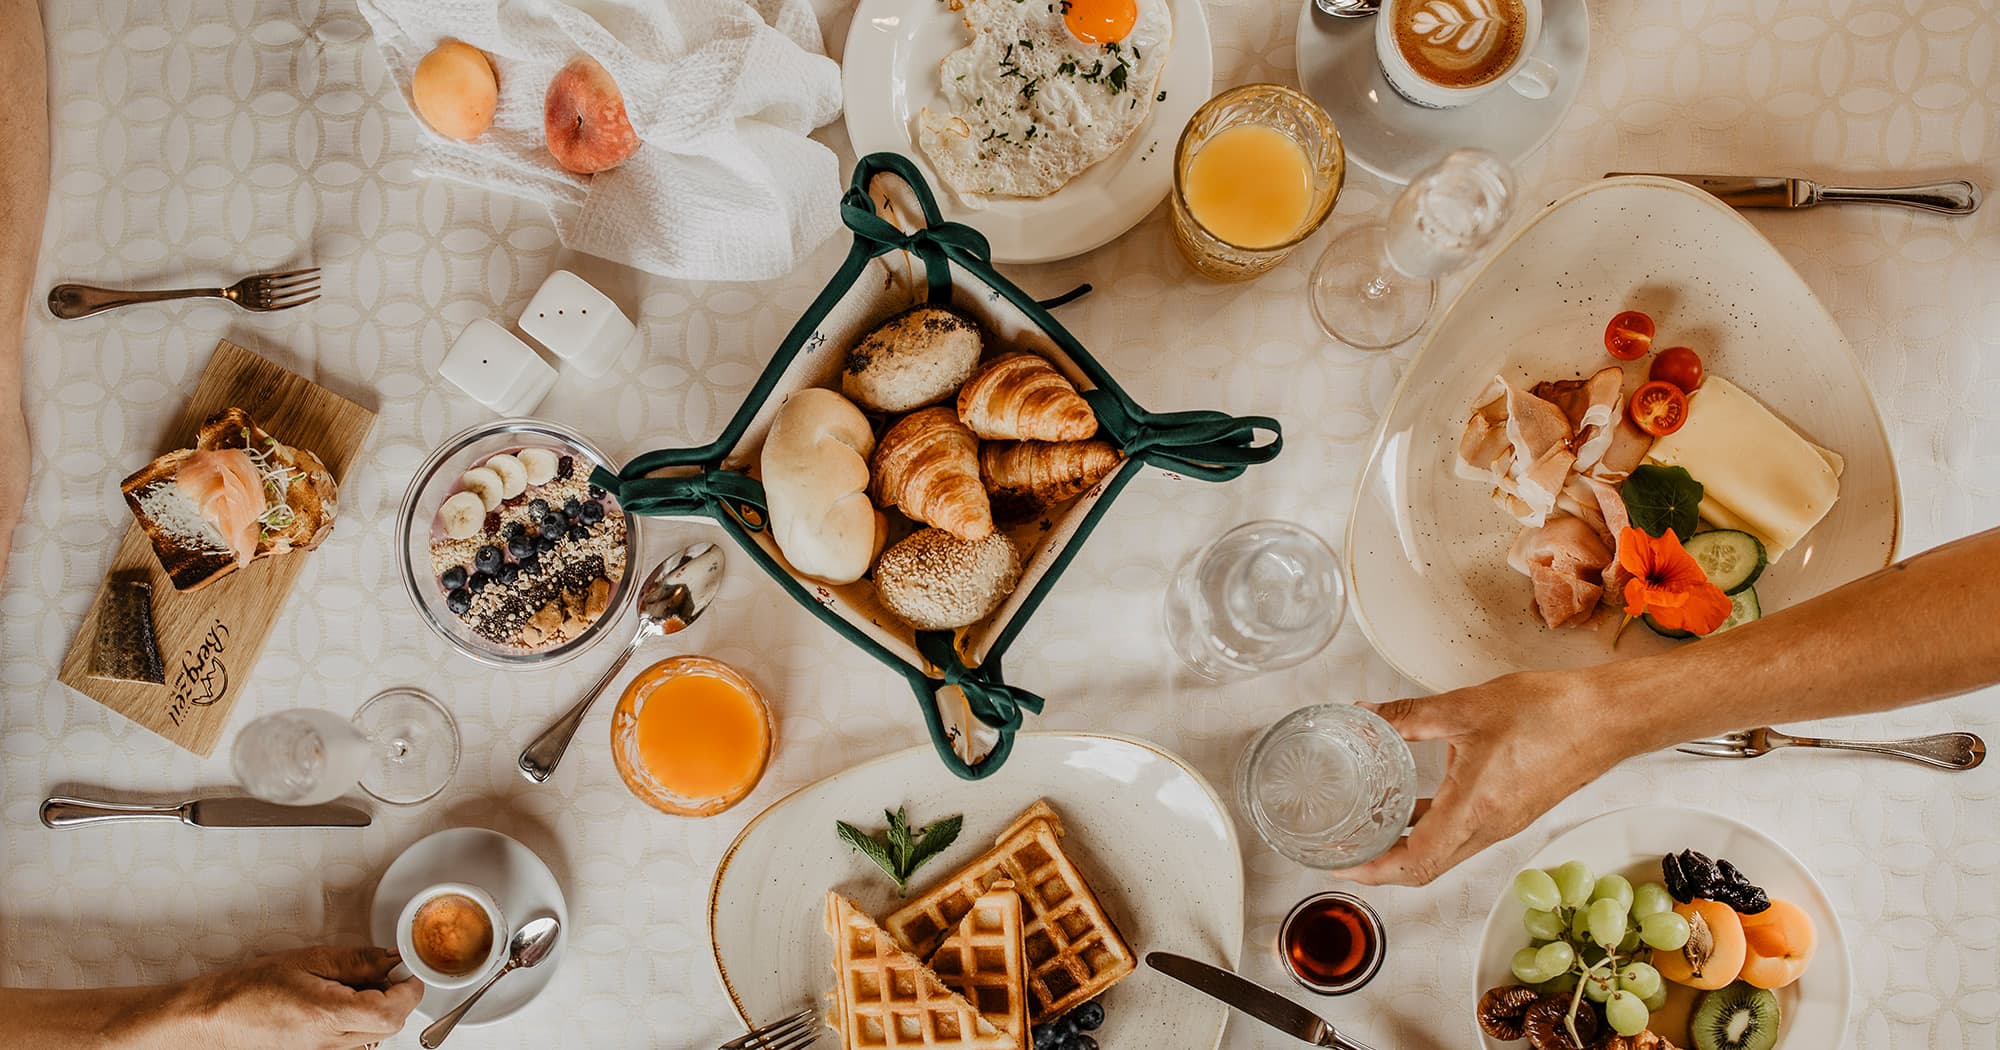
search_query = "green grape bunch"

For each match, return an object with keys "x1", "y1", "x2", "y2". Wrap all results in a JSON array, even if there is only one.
[{"x1": 1506, "y1": 860, "x2": 1694, "y2": 1047}]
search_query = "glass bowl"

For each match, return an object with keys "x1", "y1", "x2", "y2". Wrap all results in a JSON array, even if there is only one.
[
  {"x1": 611, "y1": 656, "x2": 773, "y2": 817},
  {"x1": 396, "y1": 418, "x2": 639, "y2": 669}
]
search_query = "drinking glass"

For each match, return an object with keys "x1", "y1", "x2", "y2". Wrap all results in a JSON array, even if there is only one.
[
  {"x1": 1170, "y1": 84, "x2": 1345, "y2": 281},
  {"x1": 1164, "y1": 520, "x2": 1344, "y2": 680},
  {"x1": 1309, "y1": 147, "x2": 1516, "y2": 349},
  {"x1": 231, "y1": 688, "x2": 460, "y2": 806},
  {"x1": 1238, "y1": 703, "x2": 1417, "y2": 869}
]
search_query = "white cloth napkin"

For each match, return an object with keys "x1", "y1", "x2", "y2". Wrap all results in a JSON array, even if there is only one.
[{"x1": 356, "y1": 0, "x2": 843, "y2": 282}]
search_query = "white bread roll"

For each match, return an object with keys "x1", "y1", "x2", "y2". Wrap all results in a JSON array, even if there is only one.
[{"x1": 761, "y1": 389, "x2": 885, "y2": 584}]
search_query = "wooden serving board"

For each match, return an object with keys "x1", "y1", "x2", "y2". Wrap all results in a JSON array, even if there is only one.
[{"x1": 58, "y1": 341, "x2": 377, "y2": 756}]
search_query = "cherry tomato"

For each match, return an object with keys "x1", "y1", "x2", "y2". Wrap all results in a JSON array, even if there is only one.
[
  {"x1": 1604, "y1": 310, "x2": 1655, "y2": 361},
  {"x1": 1649, "y1": 345, "x2": 1704, "y2": 393},
  {"x1": 1629, "y1": 380, "x2": 1689, "y2": 437}
]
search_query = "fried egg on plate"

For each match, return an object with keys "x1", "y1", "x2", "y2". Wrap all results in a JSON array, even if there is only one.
[{"x1": 917, "y1": 0, "x2": 1173, "y2": 200}]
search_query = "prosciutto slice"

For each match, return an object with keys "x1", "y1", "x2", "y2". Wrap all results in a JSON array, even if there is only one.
[
  {"x1": 1507, "y1": 514, "x2": 1614, "y2": 628},
  {"x1": 1533, "y1": 367, "x2": 1624, "y2": 471}
]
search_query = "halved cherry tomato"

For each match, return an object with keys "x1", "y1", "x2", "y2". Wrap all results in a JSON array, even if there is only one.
[
  {"x1": 1629, "y1": 380, "x2": 1689, "y2": 436},
  {"x1": 1605, "y1": 310, "x2": 1655, "y2": 361},
  {"x1": 1649, "y1": 345, "x2": 1704, "y2": 393}
]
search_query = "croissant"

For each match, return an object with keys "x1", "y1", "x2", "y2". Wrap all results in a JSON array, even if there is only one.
[
  {"x1": 870, "y1": 407, "x2": 994, "y2": 542},
  {"x1": 979, "y1": 440, "x2": 1122, "y2": 524},
  {"x1": 956, "y1": 353, "x2": 1097, "y2": 442}
]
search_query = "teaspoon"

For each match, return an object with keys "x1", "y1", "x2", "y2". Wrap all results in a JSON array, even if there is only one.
[{"x1": 419, "y1": 916, "x2": 561, "y2": 1048}]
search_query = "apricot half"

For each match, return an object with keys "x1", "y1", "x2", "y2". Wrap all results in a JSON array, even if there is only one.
[
  {"x1": 1738, "y1": 899, "x2": 1815, "y2": 989},
  {"x1": 1653, "y1": 899, "x2": 1746, "y2": 991},
  {"x1": 413, "y1": 40, "x2": 498, "y2": 141}
]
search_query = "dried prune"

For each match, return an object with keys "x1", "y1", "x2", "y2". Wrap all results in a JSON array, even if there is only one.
[
  {"x1": 1662, "y1": 850, "x2": 1725, "y2": 903},
  {"x1": 1713, "y1": 859, "x2": 1771, "y2": 914}
]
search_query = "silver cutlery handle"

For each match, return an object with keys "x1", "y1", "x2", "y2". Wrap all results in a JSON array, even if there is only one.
[
  {"x1": 1816, "y1": 180, "x2": 1980, "y2": 215},
  {"x1": 41, "y1": 797, "x2": 186, "y2": 828},
  {"x1": 517, "y1": 631, "x2": 645, "y2": 783},
  {"x1": 1794, "y1": 732, "x2": 1986, "y2": 770},
  {"x1": 47, "y1": 283, "x2": 224, "y2": 319},
  {"x1": 420, "y1": 960, "x2": 515, "y2": 1048}
]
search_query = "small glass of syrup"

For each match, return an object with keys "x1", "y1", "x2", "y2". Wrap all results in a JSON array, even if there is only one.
[{"x1": 1279, "y1": 891, "x2": 1385, "y2": 995}]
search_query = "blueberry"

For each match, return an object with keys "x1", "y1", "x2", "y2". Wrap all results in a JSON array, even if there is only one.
[
  {"x1": 567, "y1": 525, "x2": 589, "y2": 543},
  {"x1": 467, "y1": 570, "x2": 493, "y2": 593},
  {"x1": 499, "y1": 563, "x2": 521, "y2": 585},
  {"x1": 1069, "y1": 1002, "x2": 1104, "y2": 1032},
  {"x1": 1031, "y1": 1025, "x2": 1065, "y2": 1050},
  {"x1": 445, "y1": 588, "x2": 471, "y2": 615},
  {"x1": 502, "y1": 521, "x2": 524, "y2": 541},
  {"x1": 536, "y1": 534, "x2": 557, "y2": 553},
  {"x1": 474, "y1": 546, "x2": 503, "y2": 574},
  {"x1": 507, "y1": 535, "x2": 534, "y2": 560},
  {"x1": 520, "y1": 554, "x2": 542, "y2": 576},
  {"x1": 440, "y1": 565, "x2": 467, "y2": 590},
  {"x1": 1071, "y1": 1037, "x2": 1097, "y2": 1050},
  {"x1": 529, "y1": 498, "x2": 549, "y2": 518},
  {"x1": 542, "y1": 512, "x2": 568, "y2": 535},
  {"x1": 588, "y1": 484, "x2": 605, "y2": 500},
  {"x1": 579, "y1": 500, "x2": 604, "y2": 524},
  {"x1": 556, "y1": 455, "x2": 575, "y2": 479},
  {"x1": 563, "y1": 497, "x2": 583, "y2": 521}
]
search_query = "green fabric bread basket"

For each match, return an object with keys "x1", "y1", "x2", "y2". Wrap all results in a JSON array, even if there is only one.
[{"x1": 591, "y1": 154, "x2": 1280, "y2": 780}]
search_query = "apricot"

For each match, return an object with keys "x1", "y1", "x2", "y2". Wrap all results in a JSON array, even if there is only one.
[
  {"x1": 1738, "y1": 899, "x2": 1816, "y2": 989},
  {"x1": 413, "y1": 40, "x2": 498, "y2": 141},
  {"x1": 1652, "y1": 899, "x2": 1746, "y2": 991}
]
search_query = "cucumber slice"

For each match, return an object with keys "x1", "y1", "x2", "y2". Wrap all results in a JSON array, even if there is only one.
[
  {"x1": 1707, "y1": 587, "x2": 1762, "y2": 635},
  {"x1": 1683, "y1": 530, "x2": 1766, "y2": 594},
  {"x1": 1642, "y1": 614, "x2": 1695, "y2": 639}
]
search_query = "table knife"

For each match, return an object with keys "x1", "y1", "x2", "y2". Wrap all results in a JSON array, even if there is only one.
[
  {"x1": 1147, "y1": 952, "x2": 1378, "y2": 1050},
  {"x1": 1605, "y1": 173, "x2": 1980, "y2": 215},
  {"x1": 40, "y1": 795, "x2": 370, "y2": 829}
]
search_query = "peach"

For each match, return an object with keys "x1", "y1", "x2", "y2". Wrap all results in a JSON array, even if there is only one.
[
  {"x1": 1653, "y1": 899, "x2": 1746, "y2": 991},
  {"x1": 544, "y1": 55, "x2": 641, "y2": 174},
  {"x1": 1738, "y1": 899, "x2": 1816, "y2": 990},
  {"x1": 412, "y1": 40, "x2": 498, "y2": 141}
]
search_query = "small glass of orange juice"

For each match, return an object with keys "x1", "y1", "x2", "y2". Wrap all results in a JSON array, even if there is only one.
[
  {"x1": 611, "y1": 656, "x2": 773, "y2": 817},
  {"x1": 1171, "y1": 84, "x2": 1344, "y2": 281}
]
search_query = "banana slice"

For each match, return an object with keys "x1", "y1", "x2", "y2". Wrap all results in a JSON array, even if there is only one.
[
  {"x1": 518, "y1": 447, "x2": 559, "y2": 486},
  {"x1": 460, "y1": 467, "x2": 506, "y2": 511},
  {"x1": 486, "y1": 453, "x2": 528, "y2": 498},
  {"x1": 439, "y1": 491, "x2": 488, "y2": 540}
]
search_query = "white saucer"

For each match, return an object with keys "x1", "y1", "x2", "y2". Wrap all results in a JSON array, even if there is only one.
[
  {"x1": 368, "y1": 828, "x2": 569, "y2": 1027},
  {"x1": 843, "y1": 0, "x2": 1214, "y2": 263},
  {"x1": 1294, "y1": 0, "x2": 1590, "y2": 184}
]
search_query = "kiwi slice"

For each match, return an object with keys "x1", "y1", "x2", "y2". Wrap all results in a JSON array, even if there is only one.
[{"x1": 1691, "y1": 982, "x2": 1781, "y2": 1050}]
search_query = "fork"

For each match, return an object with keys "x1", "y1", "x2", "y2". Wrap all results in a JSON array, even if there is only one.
[
  {"x1": 720, "y1": 1007, "x2": 820, "y2": 1050},
  {"x1": 47, "y1": 267, "x2": 320, "y2": 319},
  {"x1": 1677, "y1": 726, "x2": 1985, "y2": 770}
]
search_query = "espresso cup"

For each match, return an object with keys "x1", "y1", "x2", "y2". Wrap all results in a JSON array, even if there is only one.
[
  {"x1": 1375, "y1": 0, "x2": 1558, "y2": 110},
  {"x1": 395, "y1": 882, "x2": 504, "y2": 989}
]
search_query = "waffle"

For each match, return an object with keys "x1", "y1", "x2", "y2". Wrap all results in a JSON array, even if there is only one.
[
  {"x1": 927, "y1": 881, "x2": 1028, "y2": 1050},
  {"x1": 825, "y1": 892, "x2": 1017, "y2": 1050},
  {"x1": 886, "y1": 800, "x2": 1135, "y2": 1022}
]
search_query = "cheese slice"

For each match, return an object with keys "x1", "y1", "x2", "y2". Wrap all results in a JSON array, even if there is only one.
[{"x1": 1642, "y1": 377, "x2": 1840, "y2": 562}]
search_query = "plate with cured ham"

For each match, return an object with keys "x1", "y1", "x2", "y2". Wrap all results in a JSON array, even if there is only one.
[{"x1": 1346, "y1": 176, "x2": 1900, "y2": 692}]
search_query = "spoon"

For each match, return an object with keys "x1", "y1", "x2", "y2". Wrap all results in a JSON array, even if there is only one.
[
  {"x1": 517, "y1": 542, "x2": 727, "y2": 782},
  {"x1": 419, "y1": 915, "x2": 561, "y2": 1048},
  {"x1": 1313, "y1": 0, "x2": 1380, "y2": 16}
]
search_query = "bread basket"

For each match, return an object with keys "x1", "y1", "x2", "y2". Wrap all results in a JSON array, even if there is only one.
[{"x1": 592, "y1": 154, "x2": 1280, "y2": 779}]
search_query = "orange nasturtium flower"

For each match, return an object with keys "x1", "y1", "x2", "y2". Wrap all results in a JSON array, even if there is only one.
[{"x1": 1617, "y1": 526, "x2": 1733, "y2": 636}]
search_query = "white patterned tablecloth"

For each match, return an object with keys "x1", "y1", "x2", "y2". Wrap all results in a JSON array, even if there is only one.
[{"x1": 3, "y1": 1, "x2": 1996, "y2": 1047}]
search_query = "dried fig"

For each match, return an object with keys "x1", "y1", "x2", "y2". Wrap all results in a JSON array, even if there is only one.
[
  {"x1": 1595, "y1": 1031, "x2": 1683, "y2": 1050},
  {"x1": 1522, "y1": 999, "x2": 1599, "y2": 1050},
  {"x1": 1477, "y1": 985, "x2": 1543, "y2": 1041}
]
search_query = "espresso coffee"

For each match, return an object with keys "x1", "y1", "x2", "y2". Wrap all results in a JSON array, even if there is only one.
[
  {"x1": 1391, "y1": 0, "x2": 1528, "y2": 89},
  {"x1": 410, "y1": 892, "x2": 495, "y2": 976}
]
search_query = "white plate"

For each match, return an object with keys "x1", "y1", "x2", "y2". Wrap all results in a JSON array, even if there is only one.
[
  {"x1": 368, "y1": 828, "x2": 569, "y2": 1027},
  {"x1": 843, "y1": 0, "x2": 1213, "y2": 263},
  {"x1": 708, "y1": 732, "x2": 1244, "y2": 1048},
  {"x1": 1294, "y1": 0, "x2": 1589, "y2": 184},
  {"x1": 1473, "y1": 805, "x2": 1852, "y2": 1050},
  {"x1": 1346, "y1": 176, "x2": 1900, "y2": 692}
]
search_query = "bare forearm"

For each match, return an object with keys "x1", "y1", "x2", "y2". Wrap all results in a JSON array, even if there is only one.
[
  {"x1": 1594, "y1": 526, "x2": 2000, "y2": 756},
  {"x1": 0, "y1": 985, "x2": 192, "y2": 1050},
  {"x1": 0, "y1": 0, "x2": 49, "y2": 581}
]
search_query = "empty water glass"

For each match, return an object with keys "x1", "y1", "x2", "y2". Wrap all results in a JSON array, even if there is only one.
[
  {"x1": 1238, "y1": 703, "x2": 1417, "y2": 869},
  {"x1": 1164, "y1": 520, "x2": 1345, "y2": 680},
  {"x1": 231, "y1": 688, "x2": 460, "y2": 807}
]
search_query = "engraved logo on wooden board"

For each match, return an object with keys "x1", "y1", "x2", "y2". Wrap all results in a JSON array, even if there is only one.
[{"x1": 166, "y1": 618, "x2": 231, "y2": 726}]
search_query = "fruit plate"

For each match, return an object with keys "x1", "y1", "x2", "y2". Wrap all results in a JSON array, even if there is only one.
[
  {"x1": 708, "y1": 732, "x2": 1244, "y2": 1049},
  {"x1": 1473, "y1": 804, "x2": 1851, "y2": 1050},
  {"x1": 1345, "y1": 175, "x2": 1900, "y2": 692}
]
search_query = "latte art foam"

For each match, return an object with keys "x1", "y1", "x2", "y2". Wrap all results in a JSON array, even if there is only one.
[{"x1": 1392, "y1": 0, "x2": 1527, "y2": 89}]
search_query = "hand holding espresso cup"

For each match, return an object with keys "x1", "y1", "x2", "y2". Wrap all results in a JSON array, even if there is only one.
[{"x1": 1376, "y1": 0, "x2": 1559, "y2": 108}]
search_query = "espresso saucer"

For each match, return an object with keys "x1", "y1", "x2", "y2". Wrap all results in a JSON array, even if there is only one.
[
  {"x1": 1293, "y1": 0, "x2": 1590, "y2": 183},
  {"x1": 368, "y1": 827, "x2": 569, "y2": 1027}
]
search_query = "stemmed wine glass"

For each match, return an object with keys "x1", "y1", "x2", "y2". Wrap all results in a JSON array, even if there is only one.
[
  {"x1": 1309, "y1": 148, "x2": 1517, "y2": 350},
  {"x1": 231, "y1": 688, "x2": 460, "y2": 806}
]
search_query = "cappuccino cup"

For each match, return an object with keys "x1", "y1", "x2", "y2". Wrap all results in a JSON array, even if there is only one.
[
  {"x1": 395, "y1": 882, "x2": 504, "y2": 989},
  {"x1": 1375, "y1": 0, "x2": 1558, "y2": 109}
]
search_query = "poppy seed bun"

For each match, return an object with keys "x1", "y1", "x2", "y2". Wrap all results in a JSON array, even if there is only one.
[
  {"x1": 841, "y1": 306, "x2": 985, "y2": 413},
  {"x1": 873, "y1": 528, "x2": 1022, "y2": 631}
]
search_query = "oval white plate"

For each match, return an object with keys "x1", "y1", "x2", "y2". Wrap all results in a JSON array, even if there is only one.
[
  {"x1": 1473, "y1": 805, "x2": 1851, "y2": 1050},
  {"x1": 1346, "y1": 176, "x2": 1900, "y2": 693},
  {"x1": 709, "y1": 732, "x2": 1244, "y2": 1048},
  {"x1": 843, "y1": 0, "x2": 1213, "y2": 264}
]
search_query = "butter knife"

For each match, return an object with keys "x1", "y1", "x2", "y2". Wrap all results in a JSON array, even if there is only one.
[
  {"x1": 40, "y1": 795, "x2": 370, "y2": 829},
  {"x1": 1606, "y1": 173, "x2": 1980, "y2": 215},
  {"x1": 1147, "y1": 952, "x2": 1378, "y2": 1050}
]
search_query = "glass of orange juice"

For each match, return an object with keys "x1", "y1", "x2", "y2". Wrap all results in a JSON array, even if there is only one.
[
  {"x1": 611, "y1": 656, "x2": 773, "y2": 817},
  {"x1": 1171, "y1": 84, "x2": 1344, "y2": 281}
]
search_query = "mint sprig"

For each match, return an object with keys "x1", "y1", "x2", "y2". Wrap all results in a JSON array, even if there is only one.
[{"x1": 836, "y1": 808, "x2": 963, "y2": 895}]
